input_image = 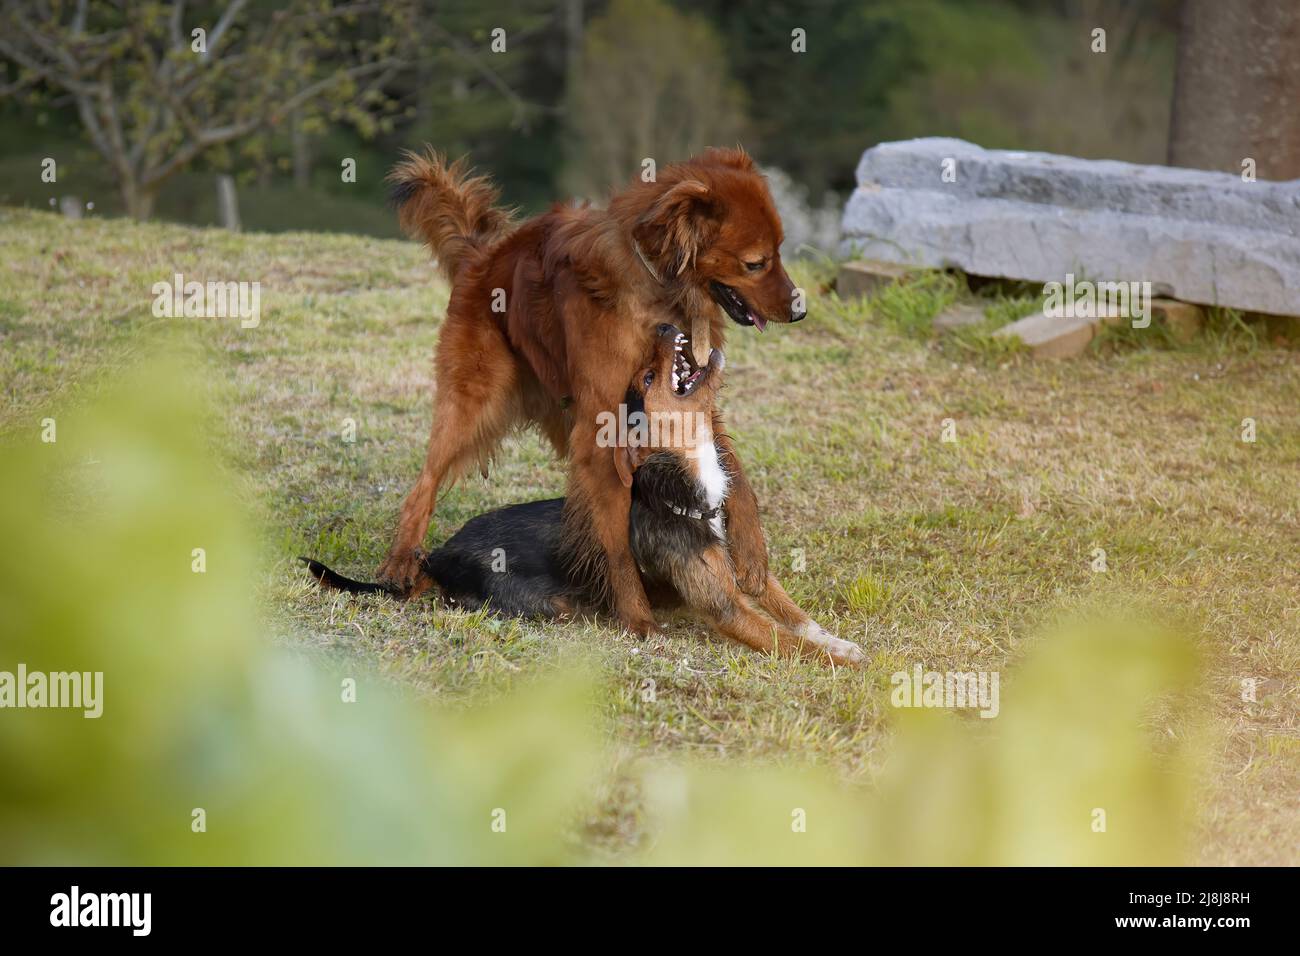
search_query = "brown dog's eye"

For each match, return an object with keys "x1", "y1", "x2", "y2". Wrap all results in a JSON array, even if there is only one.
[
  {"x1": 744, "y1": 259, "x2": 766, "y2": 273},
  {"x1": 644, "y1": 370, "x2": 655, "y2": 388}
]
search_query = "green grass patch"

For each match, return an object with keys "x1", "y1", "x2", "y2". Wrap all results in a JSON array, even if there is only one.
[{"x1": 2, "y1": 207, "x2": 1297, "y2": 864}]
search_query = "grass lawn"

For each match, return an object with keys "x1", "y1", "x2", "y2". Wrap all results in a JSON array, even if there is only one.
[{"x1": 2, "y1": 206, "x2": 1296, "y2": 864}]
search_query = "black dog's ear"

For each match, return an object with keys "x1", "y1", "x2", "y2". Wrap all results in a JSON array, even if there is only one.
[
  {"x1": 632, "y1": 180, "x2": 717, "y2": 277},
  {"x1": 614, "y1": 442, "x2": 643, "y2": 489},
  {"x1": 614, "y1": 387, "x2": 648, "y2": 488}
]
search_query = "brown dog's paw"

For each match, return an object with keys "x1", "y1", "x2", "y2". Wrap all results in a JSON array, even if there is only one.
[
  {"x1": 375, "y1": 549, "x2": 424, "y2": 597},
  {"x1": 623, "y1": 616, "x2": 660, "y2": 640}
]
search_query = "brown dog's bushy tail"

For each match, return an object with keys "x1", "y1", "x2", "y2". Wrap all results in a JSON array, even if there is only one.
[{"x1": 387, "y1": 149, "x2": 513, "y2": 281}]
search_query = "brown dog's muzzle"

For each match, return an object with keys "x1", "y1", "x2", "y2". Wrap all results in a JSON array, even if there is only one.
[{"x1": 709, "y1": 263, "x2": 804, "y2": 330}]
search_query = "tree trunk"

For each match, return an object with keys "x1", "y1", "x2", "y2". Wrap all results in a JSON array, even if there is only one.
[
  {"x1": 289, "y1": 44, "x2": 311, "y2": 189},
  {"x1": 291, "y1": 116, "x2": 312, "y2": 189},
  {"x1": 216, "y1": 175, "x2": 241, "y2": 231},
  {"x1": 1168, "y1": 0, "x2": 1300, "y2": 180},
  {"x1": 564, "y1": 0, "x2": 583, "y2": 83},
  {"x1": 121, "y1": 179, "x2": 157, "y2": 219},
  {"x1": 415, "y1": 17, "x2": 434, "y2": 129}
]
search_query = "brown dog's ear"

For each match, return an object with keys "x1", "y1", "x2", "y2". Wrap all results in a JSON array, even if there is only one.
[{"x1": 633, "y1": 180, "x2": 715, "y2": 277}]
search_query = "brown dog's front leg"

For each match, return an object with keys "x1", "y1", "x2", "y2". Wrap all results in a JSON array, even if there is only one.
[
  {"x1": 594, "y1": 490, "x2": 658, "y2": 637},
  {"x1": 713, "y1": 408, "x2": 768, "y2": 596},
  {"x1": 378, "y1": 318, "x2": 521, "y2": 595},
  {"x1": 565, "y1": 417, "x2": 658, "y2": 637}
]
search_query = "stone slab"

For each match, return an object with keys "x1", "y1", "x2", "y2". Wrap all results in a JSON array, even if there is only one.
[{"x1": 841, "y1": 138, "x2": 1300, "y2": 317}]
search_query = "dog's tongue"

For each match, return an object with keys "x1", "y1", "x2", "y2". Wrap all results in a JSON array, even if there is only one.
[
  {"x1": 753, "y1": 313, "x2": 768, "y2": 332},
  {"x1": 691, "y1": 314, "x2": 711, "y2": 366}
]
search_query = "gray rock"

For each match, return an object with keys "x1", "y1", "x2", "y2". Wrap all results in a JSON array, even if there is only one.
[{"x1": 840, "y1": 138, "x2": 1300, "y2": 316}]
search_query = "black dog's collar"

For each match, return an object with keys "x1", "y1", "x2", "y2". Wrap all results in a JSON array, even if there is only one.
[{"x1": 667, "y1": 502, "x2": 720, "y2": 521}]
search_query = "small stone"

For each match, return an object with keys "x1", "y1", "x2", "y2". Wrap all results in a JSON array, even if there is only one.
[
  {"x1": 1151, "y1": 298, "x2": 1204, "y2": 344},
  {"x1": 995, "y1": 312, "x2": 1098, "y2": 359},
  {"x1": 837, "y1": 259, "x2": 914, "y2": 300}
]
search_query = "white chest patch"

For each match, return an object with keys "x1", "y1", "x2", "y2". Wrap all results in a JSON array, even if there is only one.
[{"x1": 688, "y1": 424, "x2": 729, "y2": 539}]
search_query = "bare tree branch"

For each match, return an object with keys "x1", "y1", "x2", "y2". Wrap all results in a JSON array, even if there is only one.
[
  {"x1": 203, "y1": 0, "x2": 248, "y2": 63},
  {"x1": 168, "y1": 0, "x2": 185, "y2": 50}
]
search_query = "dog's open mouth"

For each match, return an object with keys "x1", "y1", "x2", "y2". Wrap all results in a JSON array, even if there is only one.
[
  {"x1": 709, "y1": 280, "x2": 767, "y2": 332},
  {"x1": 667, "y1": 329, "x2": 724, "y2": 396}
]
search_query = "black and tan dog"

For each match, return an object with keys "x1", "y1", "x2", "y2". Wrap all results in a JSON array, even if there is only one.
[{"x1": 304, "y1": 325, "x2": 864, "y2": 666}]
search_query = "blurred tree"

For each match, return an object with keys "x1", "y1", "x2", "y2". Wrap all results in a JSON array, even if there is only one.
[
  {"x1": 0, "y1": 0, "x2": 1191, "y2": 231},
  {"x1": 689, "y1": 0, "x2": 1180, "y2": 189},
  {"x1": 1168, "y1": 0, "x2": 1300, "y2": 180},
  {"x1": 687, "y1": 0, "x2": 911, "y2": 195},
  {"x1": 876, "y1": 0, "x2": 1175, "y2": 165},
  {"x1": 563, "y1": 0, "x2": 746, "y2": 198},
  {"x1": 0, "y1": 0, "x2": 419, "y2": 218},
  {"x1": 386, "y1": 0, "x2": 566, "y2": 211}
]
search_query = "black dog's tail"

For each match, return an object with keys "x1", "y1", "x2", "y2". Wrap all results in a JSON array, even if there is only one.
[{"x1": 299, "y1": 557, "x2": 396, "y2": 595}]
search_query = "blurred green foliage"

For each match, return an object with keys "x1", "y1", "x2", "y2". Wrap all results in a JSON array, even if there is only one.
[
  {"x1": 644, "y1": 618, "x2": 1199, "y2": 865},
  {"x1": 0, "y1": 355, "x2": 602, "y2": 865}
]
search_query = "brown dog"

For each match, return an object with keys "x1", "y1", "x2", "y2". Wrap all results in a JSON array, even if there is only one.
[{"x1": 379, "y1": 148, "x2": 804, "y2": 636}]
